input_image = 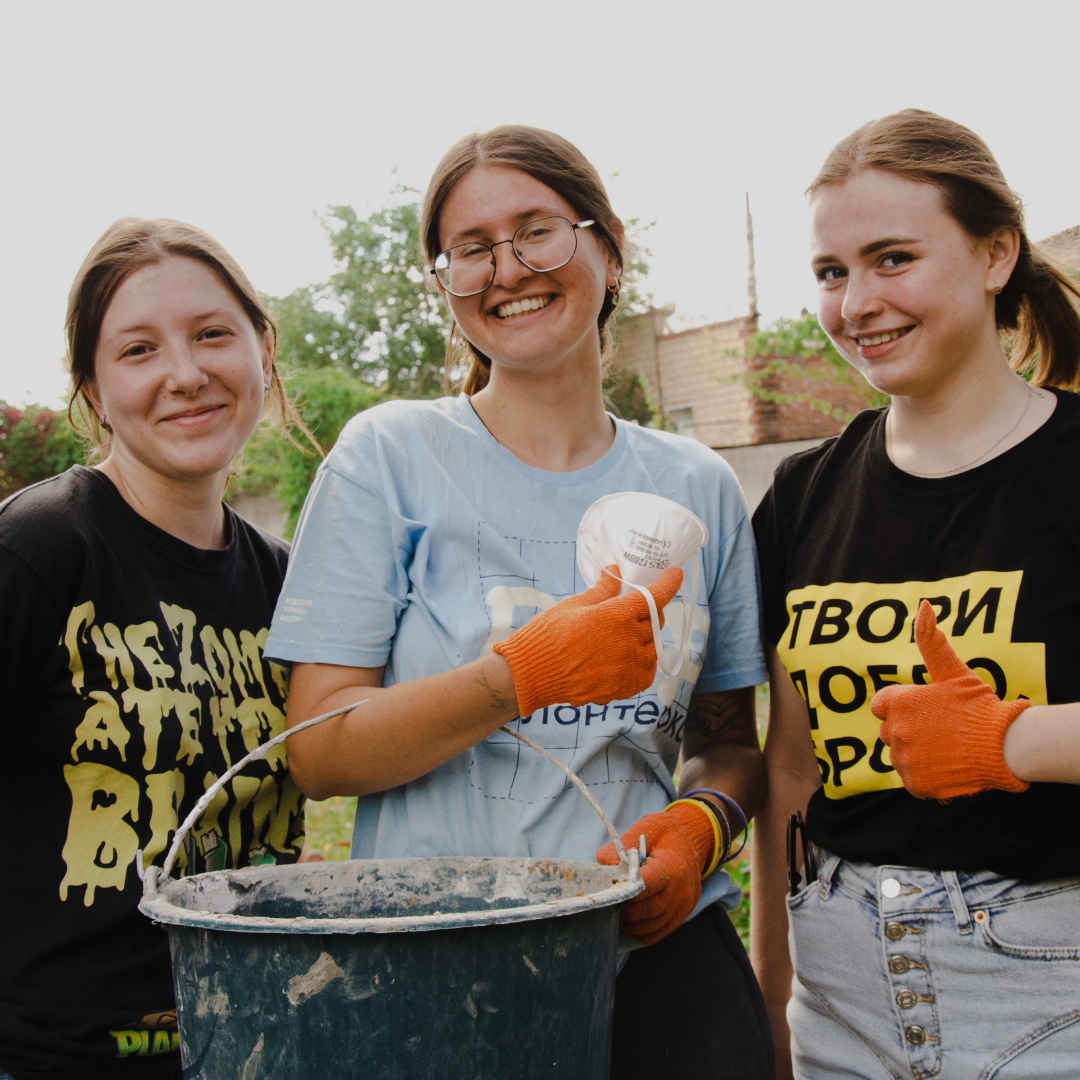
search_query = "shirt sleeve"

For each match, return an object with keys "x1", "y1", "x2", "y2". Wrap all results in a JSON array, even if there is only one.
[
  {"x1": 695, "y1": 508, "x2": 767, "y2": 694},
  {"x1": 263, "y1": 463, "x2": 409, "y2": 668},
  {"x1": 751, "y1": 480, "x2": 790, "y2": 649},
  {"x1": 0, "y1": 544, "x2": 66, "y2": 736}
]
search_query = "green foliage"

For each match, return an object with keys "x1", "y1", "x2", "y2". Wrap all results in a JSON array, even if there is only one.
[
  {"x1": 278, "y1": 190, "x2": 448, "y2": 398},
  {"x1": 0, "y1": 404, "x2": 86, "y2": 499},
  {"x1": 232, "y1": 368, "x2": 381, "y2": 537},
  {"x1": 603, "y1": 368, "x2": 657, "y2": 426},
  {"x1": 746, "y1": 311, "x2": 888, "y2": 422}
]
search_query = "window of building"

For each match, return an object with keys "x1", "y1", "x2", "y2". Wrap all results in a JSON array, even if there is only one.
[{"x1": 668, "y1": 404, "x2": 697, "y2": 440}]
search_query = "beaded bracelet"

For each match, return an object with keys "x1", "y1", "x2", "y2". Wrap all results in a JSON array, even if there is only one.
[
  {"x1": 664, "y1": 798, "x2": 723, "y2": 879},
  {"x1": 682, "y1": 789, "x2": 748, "y2": 863}
]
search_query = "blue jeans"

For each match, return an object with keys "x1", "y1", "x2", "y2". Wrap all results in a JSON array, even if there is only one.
[{"x1": 787, "y1": 855, "x2": 1080, "y2": 1080}]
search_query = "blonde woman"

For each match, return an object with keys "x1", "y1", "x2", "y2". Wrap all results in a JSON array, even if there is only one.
[{"x1": 752, "y1": 110, "x2": 1080, "y2": 1079}]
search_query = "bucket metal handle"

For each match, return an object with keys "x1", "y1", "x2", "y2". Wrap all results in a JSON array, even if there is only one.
[{"x1": 143, "y1": 701, "x2": 630, "y2": 889}]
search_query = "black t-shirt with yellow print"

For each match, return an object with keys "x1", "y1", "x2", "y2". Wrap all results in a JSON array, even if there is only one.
[
  {"x1": 753, "y1": 387, "x2": 1080, "y2": 880},
  {"x1": 0, "y1": 467, "x2": 303, "y2": 1079}
]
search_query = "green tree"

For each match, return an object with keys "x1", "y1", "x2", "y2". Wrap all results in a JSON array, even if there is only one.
[
  {"x1": 746, "y1": 311, "x2": 888, "y2": 422},
  {"x1": 232, "y1": 368, "x2": 381, "y2": 537},
  {"x1": 0, "y1": 404, "x2": 86, "y2": 500},
  {"x1": 275, "y1": 190, "x2": 448, "y2": 398}
]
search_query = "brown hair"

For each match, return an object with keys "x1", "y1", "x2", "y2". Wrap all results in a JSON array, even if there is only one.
[
  {"x1": 809, "y1": 109, "x2": 1080, "y2": 389},
  {"x1": 65, "y1": 217, "x2": 315, "y2": 459},
  {"x1": 420, "y1": 125, "x2": 624, "y2": 394}
]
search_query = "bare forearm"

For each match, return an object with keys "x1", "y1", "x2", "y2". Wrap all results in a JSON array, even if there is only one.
[
  {"x1": 1004, "y1": 702, "x2": 1080, "y2": 783},
  {"x1": 751, "y1": 646, "x2": 823, "y2": 1080},
  {"x1": 286, "y1": 654, "x2": 520, "y2": 800},
  {"x1": 677, "y1": 686, "x2": 765, "y2": 845},
  {"x1": 679, "y1": 743, "x2": 765, "y2": 822}
]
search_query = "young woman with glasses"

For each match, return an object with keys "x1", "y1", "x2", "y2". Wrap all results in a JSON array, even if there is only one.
[
  {"x1": 751, "y1": 110, "x2": 1080, "y2": 1080},
  {"x1": 0, "y1": 220, "x2": 309, "y2": 1080},
  {"x1": 265, "y1": 126, "x2": 774, "y2": 1077}
]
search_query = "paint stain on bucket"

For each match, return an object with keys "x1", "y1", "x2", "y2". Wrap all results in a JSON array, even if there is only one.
[{"x1": 286, "y1": 952, "x2": 345, "y2": 1006}]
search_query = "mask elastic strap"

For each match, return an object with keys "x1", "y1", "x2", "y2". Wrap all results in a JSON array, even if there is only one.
[{"x1": 601, "y1": 551, "x2": 699, "y2": 679}]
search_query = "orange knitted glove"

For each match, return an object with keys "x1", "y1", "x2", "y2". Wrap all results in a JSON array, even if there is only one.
[
  {"x1": 596, "y1": 802, "x2": 717, "y2": 945},
  {"x1": 493, "y1": 565, "x2": 683, "y2": 717},
  {"x1": 870, "y1": 600, "x2": 1032, "y2": 800}
]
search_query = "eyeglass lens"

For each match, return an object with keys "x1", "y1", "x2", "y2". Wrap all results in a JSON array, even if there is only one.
[{"x1": 434, "y1": 217, "x2": 581, "y2": 297}]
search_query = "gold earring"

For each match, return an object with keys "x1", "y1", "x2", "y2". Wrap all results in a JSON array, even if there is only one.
[{"x1": 994, "y1": 285, "x2": 1003, "y2": 294}]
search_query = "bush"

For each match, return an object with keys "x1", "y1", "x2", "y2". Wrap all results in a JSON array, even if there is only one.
[
  {"x1": 0, "y1": 404, "x2": 86, "y2": 500},
  {"x1": 231, "y1": 367, "x2": 382, "y2": 537}
]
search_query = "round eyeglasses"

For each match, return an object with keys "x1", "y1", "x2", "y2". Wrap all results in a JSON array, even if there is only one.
[{"x1": 431, "y1": 217, "x2": 595, "y2": 297}]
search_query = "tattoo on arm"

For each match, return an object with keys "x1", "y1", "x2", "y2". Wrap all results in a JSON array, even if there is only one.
[
  {"x1": 475, "y1": 669, "x2": 515, "y2": 712},
  {"x1": 684, "y1": 694, "x2": 753, "y2": 739}
]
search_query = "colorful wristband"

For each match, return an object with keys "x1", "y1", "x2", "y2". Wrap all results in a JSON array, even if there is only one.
[
  {"x1": 664, "y1": 798, "x2": 723, "y2": 879},
  {"x1": 682, "y1": 789, "x2": 748, "y2": 863}
]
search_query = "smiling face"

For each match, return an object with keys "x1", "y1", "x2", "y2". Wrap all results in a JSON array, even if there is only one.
[
  {"x1": 87, "y1": 255, "x2": 272, "y2": 484},
  {"x1": 810, "y1": 169, "x2": 1013, "y2": 398},
  {"x1": 436, "y1": 165, "x2": 620, "y2": 379}
]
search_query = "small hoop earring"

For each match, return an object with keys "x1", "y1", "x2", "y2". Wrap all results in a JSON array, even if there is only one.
[
  {"x1": 607, "y1": 283, "x2": 621, "y2": 307},
  {"x1": 264, "y1": 384, "x2": 271, "y2": 397},
  {"x1": 99, "y1": 415, "x2": 110, "y2": 431},
  {"x1": 993, "y1": 285, "x2": 1003, "y2": 294}
]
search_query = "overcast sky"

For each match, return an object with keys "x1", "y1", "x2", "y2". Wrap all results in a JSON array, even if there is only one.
[{"x1": 2, "y1": 0, "x2": 1077, "y2": 407}]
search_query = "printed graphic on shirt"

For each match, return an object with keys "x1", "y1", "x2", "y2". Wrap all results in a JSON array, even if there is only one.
[
  {"x1": 59, "y1": 599, "x2": 302, "y2": 906},
  {"x1": 484, "y1": 583, "x2": 706, "y2": 732},
  {"x1": 110, "y1": 1012, "x2": 179, "y2": 1059},
  {"x1": 777, "y1": 570, "x2": 1046, "y2": 799}
]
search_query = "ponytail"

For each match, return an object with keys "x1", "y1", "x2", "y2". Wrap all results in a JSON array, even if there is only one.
[{"x1": 1000, "y1": 238, "x2": 1080, "y2": 388}]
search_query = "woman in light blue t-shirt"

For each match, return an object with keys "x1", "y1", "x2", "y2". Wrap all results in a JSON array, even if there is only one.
[{"x1": 265, "y1": 126, "x2": 772, "y2": 1078}]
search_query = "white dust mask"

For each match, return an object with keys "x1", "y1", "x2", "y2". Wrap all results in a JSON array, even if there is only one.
[{"x1": 577, "y1": 492, "x2": 709, "y2": 679}]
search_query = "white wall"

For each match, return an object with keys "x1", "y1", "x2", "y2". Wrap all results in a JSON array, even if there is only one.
[
  {"x1": 230, "y1": 493, "x2": 289, "y2": 539},
  {"x1": 715, "y1": 438, "x2": 827, "y2": 514}
]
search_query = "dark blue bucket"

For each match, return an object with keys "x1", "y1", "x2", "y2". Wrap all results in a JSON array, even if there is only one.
[{"x1": 139, "y1": 706, "x2": 643, "y2": 1079}]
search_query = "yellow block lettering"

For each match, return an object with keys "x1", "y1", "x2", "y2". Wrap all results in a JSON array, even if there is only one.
[
  {"x1": 778, "y1": 571, "x2": 1046, "y2": 800},
  {"x1": 228, "y1": 775, "x2": 262, "y2": 867},
  {"x1": 262, "y1": 775, "x2": 306, "y2": 858},
  {"x1": 71, "y1": 690, "x2": 130, "y2": 762},
  {"x1": 151, "y1": 1030, "x2": 173, "y2": 1054},
  {"x1": 110, "y1": 1030, "x2": 142, "y2": 1058},
  {"x1": 199, "y1": 625, "x2": 233, "y2": 695},
  {"x1": 90, "y1": 623, "x2": 135, "y2": 690},
  {"x1": 60, "y1": 763, "x2": 139, "y2": 906},
  {"x1": 160, "y1": 603, "x2": 210, "y2": 692},
  {"x1": 124, "y1": 622, "x2": 176, "y2": 685},
  {"x1": 144, "y1": 769, "x2": 186, "y2": 865},
  {"x1": 122, "y1": 685, "x2": 176, "y2": 771},
  {"x1": 63, "y1": 601, "x2": 95, "y2": 696},
  {"x1": 173, "y1": 689, "x2": 204, "y2": 765}
]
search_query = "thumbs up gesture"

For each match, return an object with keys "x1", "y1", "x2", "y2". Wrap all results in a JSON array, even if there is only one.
[{"x1": 870, "y1": 600, "x2": 1032, "y2": 800}]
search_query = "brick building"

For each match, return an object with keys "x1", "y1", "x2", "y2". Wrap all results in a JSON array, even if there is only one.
[{"x1": 614, "y1": 309, "x2": 864, "y2": 508}]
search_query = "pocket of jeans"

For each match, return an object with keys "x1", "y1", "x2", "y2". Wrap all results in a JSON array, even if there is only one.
[{"x1": 975, "y1": 882, "x2": 1080, "y2": 961}]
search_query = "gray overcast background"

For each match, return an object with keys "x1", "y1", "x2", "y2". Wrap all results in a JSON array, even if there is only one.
[{"x1": 2, "y1": 0, "x2": 1077, "y2": 406}]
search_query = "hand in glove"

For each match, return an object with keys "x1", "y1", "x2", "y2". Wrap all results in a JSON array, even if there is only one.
[
  {"x1": 595, "y1": 801, "x2": 718, "y2": 945},
  {"x1": 870, "y1": 600, "x2": 1031, "y2": 800},
  {"x1": 493, "y1": 566, "x2": 683, "y2": 718}
]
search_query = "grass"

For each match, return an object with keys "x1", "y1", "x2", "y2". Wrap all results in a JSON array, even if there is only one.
[{"x1": 302, "y1": 795, "x2": 357, "y2": 859}]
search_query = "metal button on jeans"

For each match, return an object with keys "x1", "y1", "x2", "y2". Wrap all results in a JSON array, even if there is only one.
[
  {"x1": 885, "y1": 922, "x2": 907, "y2": 941},
  {"x1": 881, "y1": 877, "x2": 902, "y2": 898},
  {"x1": 888, "y1": 956, "x2": 911, "y2": 975},
  {"x1": 897, "y1": 989, "x2": 918, "y2": 1009},
  {"x1": 905, "y1": 1026, "x2": 927, "y2": 1046}
]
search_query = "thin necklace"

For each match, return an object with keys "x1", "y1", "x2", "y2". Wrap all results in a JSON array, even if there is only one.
[{"x1": 886, "y1": 381, "x2": 1042, "y2": 478}]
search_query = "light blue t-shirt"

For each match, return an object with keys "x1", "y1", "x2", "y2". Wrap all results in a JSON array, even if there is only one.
[{"x1": 266, "y1": 395, "x2": 765, "y2": 916}]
